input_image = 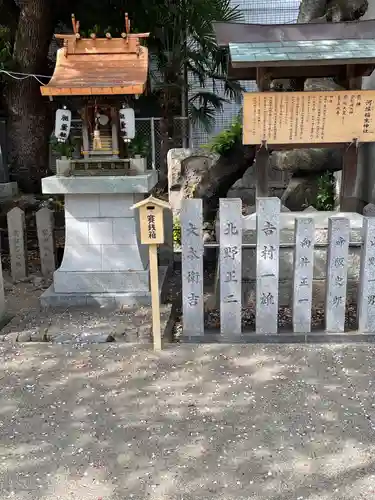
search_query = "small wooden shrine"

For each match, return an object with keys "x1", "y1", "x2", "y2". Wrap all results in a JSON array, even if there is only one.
[
  {"x1": 41, "y1": 13, "x2": 149, "y2": 176},
  {"x1": 214, "y1": 19, "x2": 375, "y2": 212}
]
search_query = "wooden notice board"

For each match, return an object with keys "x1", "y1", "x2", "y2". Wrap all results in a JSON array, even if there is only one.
[{"x1": 243, "y1": 90, "x2": 375, "y2": 145}]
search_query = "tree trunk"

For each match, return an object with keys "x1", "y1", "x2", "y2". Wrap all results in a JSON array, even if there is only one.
[
  {"x1": 5, "y1": 79, "x2": 51, "y2": 192},
  {"x1": 2, "y1": 0, "x2": 54, "y2": 193},
  {"x1": 159, "y1": 115, "x2": 172, "y2": 189},
  {"x1": 193, "y1": 143, "x2": 256, "y2": 221},
  {"x1": 158, "y1": 83, "x2": 180, "y2": 190}
]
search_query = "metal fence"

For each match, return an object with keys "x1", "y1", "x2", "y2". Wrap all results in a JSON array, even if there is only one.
[
  {"x1": 135, "y1": 117, "x2": 192, "y2": 170},
  {"x1": 49, "y1": 116, "x2": 191, "y2": 173}
]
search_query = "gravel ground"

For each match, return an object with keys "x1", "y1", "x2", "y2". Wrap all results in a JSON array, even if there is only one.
[
  {"x1": 1, "y1": 343, "x2": 375, "y2": 499},
  {"x1": 168, "y1": 267, "x2": 359, "y2": 335}
]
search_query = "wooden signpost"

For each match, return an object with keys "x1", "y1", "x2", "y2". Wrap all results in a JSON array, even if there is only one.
[
  {"x1": 243, "y1": 90, "x2": 375, "y2": 145},
  {"x1": 131, "y1": 195, "x2": 171, "y2": 351},
  {"x1": 241, "y1": 89, "x2": 375, "y2": 211}
]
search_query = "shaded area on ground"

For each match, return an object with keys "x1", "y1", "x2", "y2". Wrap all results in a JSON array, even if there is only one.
[{"x1": 0, "y1": 343, "x2": 375, "y2": 499}]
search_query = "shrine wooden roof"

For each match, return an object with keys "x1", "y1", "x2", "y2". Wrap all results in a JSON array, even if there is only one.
[
  {"x1": 41, "y1": 46, "x2": 148, "y2": 96},
  {"x1": 213, "y1": 20, "x2": 375, "y2": 81},
  {"x1": 41, "y1": 14, "x2": 149, "y2": 96}
]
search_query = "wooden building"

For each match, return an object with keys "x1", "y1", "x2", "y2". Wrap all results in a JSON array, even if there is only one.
[
  {"x1": 41, "y1": 14, "x2": 149, "y2": 175},
  {"x1": 214, "y1": 19, "x2": 375, "y2": 211}
]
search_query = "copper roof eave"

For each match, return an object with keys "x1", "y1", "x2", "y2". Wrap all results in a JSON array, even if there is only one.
[
  {"x1": 227, "y1": 61, "x2": 375, "y2": 80},
  {"x1": 213, "y1": 19, "x2": 375, "y2": 46},
  {"x1": 41, "y1": 84, "x2": 146, "y2": 96},
  {"x1": 41, "y1": 45, "x2": 148, "y2": 97}
]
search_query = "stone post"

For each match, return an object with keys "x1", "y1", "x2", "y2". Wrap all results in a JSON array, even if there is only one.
[
  {"x1": 219, "y1": 198, "x2": 242, "y2": 335},
  {"x1": 256, "y1": 197, "x2": 280, "y2": 334}
]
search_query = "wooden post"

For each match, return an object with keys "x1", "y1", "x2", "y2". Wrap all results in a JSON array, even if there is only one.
[
  {"x1": 255, "y1": 144, "x2": 269, "y2": 198},
  {"x1": 81, "y1": 108, "x2": 89, "y2": 160},
  {"x1": 149, "y1": 244, "x2": 161, "y2": 350},
  {"x1": 131, "y1": 195, "x2": 171, "y2": 351},
  {"x1": 340, "y1": 67, "x2": 361, "y2": 213},
  {"x1": 111, "y1": 107, "x2": 119, "y2": 159},
  {"x1": 340, "y1": 142, "x2": 358, "y2": 212},
  {"x1": 255, "y1": 66, "x2": 271, "y2": 199}
]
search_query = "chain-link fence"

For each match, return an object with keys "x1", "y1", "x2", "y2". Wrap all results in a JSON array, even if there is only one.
[
  {"x1": 135, "y1": 117, "x2": 191, "y2": 170},
  {"x1": 49, "y1": 116, "x2": 190, "y2": 173}
]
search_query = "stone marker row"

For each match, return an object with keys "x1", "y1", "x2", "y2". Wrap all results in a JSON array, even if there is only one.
[
  {"x1": 7, "y1": 206, "x2": 56, "y2": 281},
  {"x1": 181, "y1": 197, "x2": 375, "y2": 336}
]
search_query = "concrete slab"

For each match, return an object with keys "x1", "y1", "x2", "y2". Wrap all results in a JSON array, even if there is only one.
[
  {"x1": 42, "y1": 171, "x2": 158, "y2": 194},
  {"x1": 1, "y1": 343, "x2": 375, "y2": 499},
  {"x1": 40, "y1": 266, "x2": 168, "y2": 308}
]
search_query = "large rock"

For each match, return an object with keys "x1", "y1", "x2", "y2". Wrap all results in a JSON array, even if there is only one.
[
  {"x1": 181, "y1": 152, "x2": 219, "y2": 199},
  {"x1": 167, "y1": 148, "x2": 218, "y2": 216},
  {"x1": 270, "y1": 148, "x2": 342, "y2": 174},
  {"x1": 167, "y1": 143, "x2": 256, "y2": 222},
  {"x1": 281, "y1": 173, "x2": 320, "y2": 211},
  {"x1": 364, "y1": 203, "x2": 375, "y2": 216},
  {"x1": 167, "y1": 148, "x2": 191, "y2": 191}
]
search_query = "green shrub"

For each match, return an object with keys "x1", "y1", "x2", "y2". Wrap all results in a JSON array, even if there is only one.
[
  {"x1": 205, "y1": 116, "x2": 242, "y2": 156},
  {"x1": 128, "y1": 134, "x2": 149, "y2": 158},
  {"x1": 314, "y1": 171, "x2": 335, "y2": 211},
  {"x1": 50, "y1": 135, "x2": 77, "y2": 159},
  {"x1": 173, "y1": 216, "x2": 181, "y2": 247}
]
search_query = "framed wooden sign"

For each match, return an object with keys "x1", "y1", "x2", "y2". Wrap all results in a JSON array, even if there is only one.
[
  {"x1": 243, "y1": 90, "x2": 375, "y2": 145},
  {"x1": 139, "y1": 204, "x2": 165, "y2": 245},
  {"x1": 132, "y1": 195, "x2": 171, "y2": 245}
]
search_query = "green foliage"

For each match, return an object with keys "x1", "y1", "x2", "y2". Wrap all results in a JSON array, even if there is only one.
[
  {"x1": 128, "y1": 134, "x2": 149, "y2": 157},
  {"x1": 149, "y1": 0, "x2": 243, "y2": 132},
  {"x1": 314, "y1": 171, "x2": 335, "y2": 211},
  {"x1": 50, "y1": 135, "x2": 77, "y2": 159},
  {"x1": 205, "y1": 116, "x2": 242, "y2": 156},
  {"x1": 173, "y1": 216, "x2": 181, "y2": 247},
  {"x1": 80, "y1": 25, "x2": 117, "y2": 38}
]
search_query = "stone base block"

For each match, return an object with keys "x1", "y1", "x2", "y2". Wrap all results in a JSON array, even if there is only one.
[
  {"x1": 0, "y1": 182, "x2": 18, "y2": 200},
  {"x1": 179, "y1": 331, "x2": 375, "y2": 344},
  {"x1": 40, "y1": 266, "x2": 168, "y2": 309},
  {"x1": 53, "y1": 269, "x2": 150, "y2": 293}
]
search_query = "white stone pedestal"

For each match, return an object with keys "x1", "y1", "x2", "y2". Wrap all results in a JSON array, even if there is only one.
[{"x1": 40, "y1": 172, "x2": 168, "y2": 307}]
